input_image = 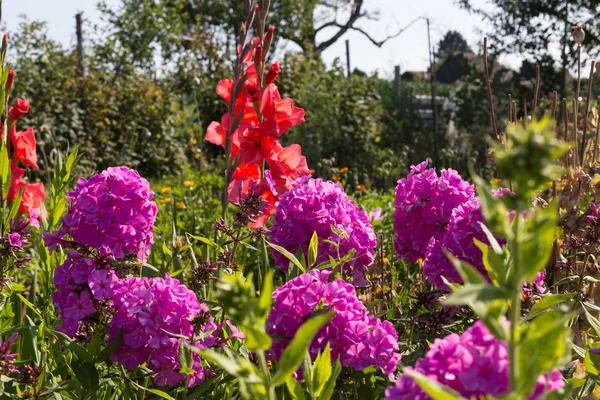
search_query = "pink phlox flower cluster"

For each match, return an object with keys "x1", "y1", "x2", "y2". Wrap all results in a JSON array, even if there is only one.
[
  {"x1": 393, "y1": 161, "x2": 475, "y2": 263},
  {"x1": 49, "y1": 166, "x2": 157, "y2": 259},
  {"x1": 422, "y1": 198, "x2": 500, "y2": 290},
  {"x1": 52, "y1": 251, "x2": 116, "y2": 337},
  {"x1": 269, "y1": 178, "x2": 376, "y2": 285},
  {"x1": 108, "y1": 276, "x2": 214, "y2": 387},
  {"x1": 385, "y1": 321, "x2": 564, "y2": 399},
  {"x1": 267, "y1": 270, "x2": 400, "y2": 378}
]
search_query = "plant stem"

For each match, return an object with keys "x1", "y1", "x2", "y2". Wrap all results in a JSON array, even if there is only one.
[
  {"x1": 509, "y1": 213, "x2": 522, "y2": 392},
  {"x1": 581, "y1": 60, "x2": 596, "y2": 165},
  {"x1": 258, "y1": 350, "x2": 275, "y2": 400}
]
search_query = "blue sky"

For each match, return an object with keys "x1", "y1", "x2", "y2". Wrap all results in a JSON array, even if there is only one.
[{"x1": 3, "y1": 0, "x2": 506, "y2": 78}]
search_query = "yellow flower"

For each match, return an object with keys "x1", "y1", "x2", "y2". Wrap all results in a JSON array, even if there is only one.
[
  {"x1": 545, "y1": 181, "x2": 554, "y2": 188},
  {"x1": 177, "y1": 201, "x2": 186, "y2": 209},
  {"x1": 160, "y1": 187, "x2": 171, "y2": 194},
  {"x1": 184, "y1": 181, "x2": 195, "y2": 188},
  {"x1": 358, "y1": 184, "x2": 366, "y2": 191},
  {"x1": 332, "y1": 175, "x2": 341, "y2": 181},
  {"x1": 339, "y1": 167, "x2": 349, "y2": 174},
  {"x1": 417, "y1": 258, "x2": 423, "y2": 267},
  {"x1": 383, "y1": 257, "x2": 389, "y2": 265},
  {"x1": 160, "y1": 197, "x2": 172, "y2": 204}
]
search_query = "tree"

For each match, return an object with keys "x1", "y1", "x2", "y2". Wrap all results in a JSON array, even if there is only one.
[
  {"x1": 436, "y1": 30, "x2": 472, "y2": 59},
  {"x1": 458, "y1": 0, "x2": 600, "y2": 101},
  {"x1": 98, "y1": 0, "x2": 406, "y2": 60}
]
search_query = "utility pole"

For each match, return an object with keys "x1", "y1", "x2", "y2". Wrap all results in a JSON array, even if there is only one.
[
  {"x1": 75, "y1": 12, "x2": 85, "y2": 77},
  {"x1": 345, "y1": 39, "x2": 351, "y2": 80},
  {"x1": 75, "y1": 12, "x2": 86, "y2": 111},
  {"x1": 393, "y1": 65, "x2": 401, "y2": 102},
  {"x1": 426, "y1": 18, "x2": 440, "y2": 169}
]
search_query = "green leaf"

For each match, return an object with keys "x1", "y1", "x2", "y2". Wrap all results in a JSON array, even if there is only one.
[
  {"x1": 584, "y1": 343, "x2": 600, "y2": 377},
  {"x1": 98, "y1": 329, "x2": 123, "y2": 362},
  {"x1": 242, "y1": 324, "x2": 272, "y2": 352},
  {"x1": 129, "y1": 380, "x2": 176, "y2": 400},
  {"x1": 473, "y1": 174, "x2": 511, "y2": 238},
  {"x1": 285, "y1": 376, "x2": 307, "y2": 400},
  {"x1": 444, "y1": 284, "x2": 509, "y2": 306},
  {"x1": 308, "y1": 232, "x2": 318, "y2": 268},
  {"x1": 50, "y1": 330, "x2": 93, "y2": 363},
  {"x1": 404, "y1": 370, "x2": 461, "y2": 399},
  {"x1": 200, "y1": 349, "x2": 243, "y2": 377},
  {"x1": 517, "y1": 310, "x2": 570, "y2": 395},
  {"x1": 583, "y1": 306, "x2": 600, "y2": 337},
  {"x1": 474, "y1": 239, "x2": 506, "y2": 285},
  {"x1": 178, "y1": 339, "x2": 194, "y2": 375},
  {"x1": 318, "y1": 358, "x2": 341, "y2": 400},
  {"x1": 311, "y1": 343, "x2": 332, "y2": 397},
  {"x1": 19, "y1": 316, "x2": 39, "y2": 364},
  {"x1": 267, "y1": 242, "x2": 306, "y2": 273},
  {"x1": 526, "y1": 293, "x2": 575, "y2": 321},
  {"x1": 15, "y1": 294, "x2": 42, "y2": 320},
  {"x1": 272, "y1": 311, "x2": 335, "y2": 386},
  {"x1": 517, "y1": 203, "x2": 557, "y2": 281},
  {"x1": 0, "y1": 141, "x2": 8, "y2": 190},
  {"x1": 188, "y1": 234, "x2": 221, "y2": 250},
  {"x1": 257, "y1": 270, "x2": 273, "y2": 320},
  {"x1": 51, "y1": 197, "x2": 66, "y2": 228},
  {"x1": 444, "y1": 251, "x2": 487, "y2": 285},
  {"x1": 63, "y1": 145, "x2": 80, "y2": 182},
  {"x1": 88, "y1": 332, "x2": 103, "y2": 358},
  {"x1": 72, "y1": 360, "x2": 99, "y2": 392}
]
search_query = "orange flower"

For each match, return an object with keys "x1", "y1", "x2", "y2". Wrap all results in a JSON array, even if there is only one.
[
  {"x1": 183, "y1": 181, "x2": 195, "y2": 188},
  {"x1": 332, "y1": 175, "x2": 341, "y2": 181},
  {"x1": 160, "y1": 197, "x2": 172, "y2": 204},
  {"x1": 309, "y1": 169, "x2": 315, "y2": 174},
  {"x1": 492, "y1": 178, "x2": 502, "y2": 184},
  {"x1": 358, "y1": 184, "x2": 366, "y2": 191},
  {"x1": 160, "y1": 187, "x2": 171, "y2": 194},
  {"x1": 177, "y1": 201, "x2": 186, "y2": 209},
  {"x1": 339, "y1": 167, "x2": 349, "y2": 174}
]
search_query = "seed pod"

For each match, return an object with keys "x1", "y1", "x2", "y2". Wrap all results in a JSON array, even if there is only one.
[{"x1": 572, "y1": 25, "x2": 585, "y2": 46}]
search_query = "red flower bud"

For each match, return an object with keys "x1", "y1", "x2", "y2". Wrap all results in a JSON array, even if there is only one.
[
  {"x1": 6, "y1": 70, "x2": 16, "y2": 94},
  {"x1": 8, "y1": 98, "x2": 30, "y2": 123},
  {"x1": 265, "y1": 62, "x2": 281, "y2": 85},
  {"x1": 265, "y1": 26, "x2": 275, "y2": 44},
  {"x1": 254, "y1": 45, "x2": 263, "y2": 65}
]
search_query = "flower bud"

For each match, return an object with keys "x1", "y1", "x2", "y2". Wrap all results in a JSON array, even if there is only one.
[
  {"x1": 265, "y1": 61, "x2": 281, "y2": 85},
  {"x1": 572, "y1": 25, "x2": 585, "y2": 46},
  {"x1": 6, "y1": 70, "x2": 15, "y2": 95},
  {"x1": 254, "y1": 45, "x2": 263, "y2": 65}
]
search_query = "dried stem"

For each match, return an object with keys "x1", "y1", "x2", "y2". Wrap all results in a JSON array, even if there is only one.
[
  {"x1": 581, "y1": 60, "x2": 596, "y2": 166},
  {"x1": 562, "y1": 98, "x2": 568, "y2": 168},
  {"x1": 576, "y1": 45, "x2": 582, "y2": 104},
  {"x1": 508, "y1": 94, "x2": 512, "y2": 125},
  {"x1": 512, "y1": 101, "x2": 517, "y2": 124},
  {"x1": 523, "y1": 99, "x2": 528, "y2": 128},
  {"x1": 532, "y1": 64, "x2": 540, "y2": 118},
  {"x1": 573, "y1": 98, "x2": 579, "y2": 168},
  {"x1": 551, "y1": 91, "x2": 557, "y2": 120},
  {"x1": 593, "y1": 96, "x2": 600, "y2": 165},
  {"x1": 483, "y1": 37, "x2": 499, "y2": 141}
]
